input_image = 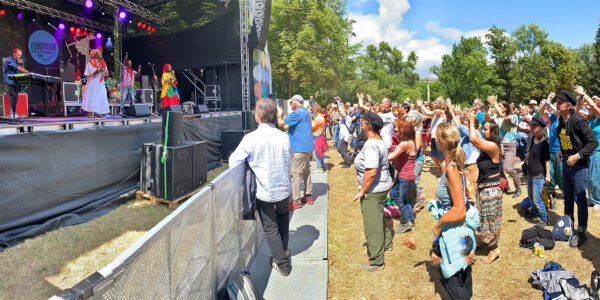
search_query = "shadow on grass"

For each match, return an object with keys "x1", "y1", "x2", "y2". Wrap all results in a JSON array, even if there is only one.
[{"x1": 414, "y1": 260, "x2": 450, "y2": 300}]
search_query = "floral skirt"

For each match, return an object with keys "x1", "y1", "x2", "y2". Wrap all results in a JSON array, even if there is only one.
[{"x1": 476, "y1": 180, "x2": 503, "y2": 249}]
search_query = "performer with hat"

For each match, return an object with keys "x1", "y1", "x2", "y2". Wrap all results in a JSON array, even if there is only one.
[
  {"x1": 160, "y1": 64, "x2": 180, "y2": 109},
  {"x1": 82, "y1": 49, "x2": 109, "y2": 117}
]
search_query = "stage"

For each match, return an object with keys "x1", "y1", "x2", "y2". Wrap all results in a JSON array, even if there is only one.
[
  {"x1": 0, "y1": 111, "x2": 242, "y2": 136},
  {"x1": 0, "y1": 111, "x2": 256, "y2": 250}
]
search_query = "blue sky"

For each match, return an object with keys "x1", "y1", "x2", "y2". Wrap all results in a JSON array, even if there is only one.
[{"x1": 347, "y1": 0, "x2": 600, "y2": 77}]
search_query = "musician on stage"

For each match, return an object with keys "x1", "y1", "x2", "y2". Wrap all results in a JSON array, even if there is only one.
[
  {"x1": 3, "y1": 47, "x2": 30, "y2": 118},
  {"x1": 82, "y1": 49, "x2": 109, "y2": 117},
  {"x1": 119, "y1": 52, "x2": 141, "y2": 115},
  {"x1": 161, "y1": 64, "x2": 180, "y2": 109}
]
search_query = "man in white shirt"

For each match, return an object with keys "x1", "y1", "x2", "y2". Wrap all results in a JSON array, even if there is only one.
[
  {"x1": 229, "y1": 98, "x2": 292, "y2": 276},
  {"x1": 378, "y1": 97, "x2": 395, "y2": 150},
  {"x1": 335, "y1": 97, "x2": 353, "y2": 166}
]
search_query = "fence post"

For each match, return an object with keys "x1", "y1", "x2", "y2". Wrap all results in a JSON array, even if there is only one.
[{"x1": 209, "y1": 184, "x2": 217, "y2": 300}]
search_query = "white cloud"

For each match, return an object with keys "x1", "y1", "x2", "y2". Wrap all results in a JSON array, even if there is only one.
[{"x1": 349, "y1": 1, "x2": 489, "y2": 77}]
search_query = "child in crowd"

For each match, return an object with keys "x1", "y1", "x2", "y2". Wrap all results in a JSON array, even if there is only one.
[{"x1": 524, "y1": 117, "x2": 550, "y2": 226}]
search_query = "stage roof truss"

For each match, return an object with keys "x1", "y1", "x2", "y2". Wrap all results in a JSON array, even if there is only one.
[
  {"x1": 0, "y1": 0, "x2": 113, "y2": 31},
  {"x1": 96, "y1": 0, "x2": 165, "y2": 24},
  {"x1": 135, "y1": 0, "x2": 173, "y2": 8}
]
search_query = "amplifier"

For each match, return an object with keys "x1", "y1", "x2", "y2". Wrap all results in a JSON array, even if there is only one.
[
  {"x1": 185, "y1": 141, "x2": 208, "y2": 189},
  {"x1": 62, "y1": 82, "x2": 79, "y2": 103},
  {"x1": 136, "y1": 89, "x2": 153, "y2": 105},
  {"x1": 221, "y1": 129, "x2": 252, "y2": 160},
  {"x1": 2, "y1": 93, "x2": 28, "y2": 117}
]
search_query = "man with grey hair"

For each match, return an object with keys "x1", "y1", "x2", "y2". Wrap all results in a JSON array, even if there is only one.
[
  {"x1": 472, "y1": 98, "x2": 485, "y2": 128},
  {"x1": 277, "y1": 95, "x2": 314, "y2": 210},
  {"x1": 230, "y1": 98, "x2": 292, "y2": 276}
]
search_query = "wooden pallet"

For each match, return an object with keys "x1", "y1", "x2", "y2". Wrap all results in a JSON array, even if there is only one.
[{"x1": 135, "y1": 190, "x2": 194, "y2": 209}]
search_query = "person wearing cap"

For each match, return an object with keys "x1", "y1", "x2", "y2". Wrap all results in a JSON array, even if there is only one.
[
  {"x1": 553, "y1": 89, "x2": 599, "y2": 247},
  {"x1": 523, "y1": 117, "x2": 551, "y2": 226},
  {"x1": 277, "y1": 95, "x2": 315, "y2": 211},
  {"x1": 529, "y1": 100, "x2": 539, "y2": 117},
  {"x1": 352, "y1": 111, "x2": 393, "y2": 271},
  {"x1": 574, "y1": 85, "x2": 600, "y2": 211}
]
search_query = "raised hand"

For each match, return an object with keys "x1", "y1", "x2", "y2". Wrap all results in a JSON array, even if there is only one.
[
  {"x1": 486, "y1": 95, "x2": 497, "y2": 104},
  {"x1": 574, "y1": 85, "x2": 585, "y2": 96},
  {"x1": 547, "y1": 92, "x2": 556, "y2": 103}
]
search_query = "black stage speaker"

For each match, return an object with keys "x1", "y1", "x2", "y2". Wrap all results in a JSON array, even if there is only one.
[
  {"x1": 162, "y1": 111, "x2": 183, "y2": 147},
  {"x1": 125, "y1": 104, "x2": 151, "y2": 117},
  {"x1": 59, "y1": 64, "x2": 75, "y2": 82},
  {"x1": 162, "y1": 105, "x2": 183, "y2": 113},
  {"x1": 140, "y1": 75, "x2": 149, "y2": 89},
  {"x1": 62, "y1": 82, "x2": 79, "y2": 103},
  {"x1": 185, "y1": 141, "x2": 208, "y2": 189},
  {"x1": 221, "y1": 129, "x2": 252, "y2": 160},
  {"x1": 197, "y1": 104, "x2": 210, "y2": 113},
  {"x1": 141, "y1": 143, "x2": 160, "y2": 194},
  {"x1": 155, "y1": 143, "x2": 194, "y2": 201}
]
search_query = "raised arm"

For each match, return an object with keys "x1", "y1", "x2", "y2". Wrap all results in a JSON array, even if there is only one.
[
  {"x1": 466, "y1": 110, "x2": 499, "y2": 158},
  {"x1": 575, "y1": 85, "x2": 600, "y2": 118}
]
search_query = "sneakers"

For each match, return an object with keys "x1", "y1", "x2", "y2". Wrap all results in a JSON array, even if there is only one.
[
  {"x1": 570, "y1": 232, "x2": 588, "y2": 248},
  {"x1": 302, "y1": 195, "x2": 314, "y2": 205},
  {"x1": 360, "y1": 262, "x2": 384, "y2": 271},
  {"x1": 396, "y1": 222, "x2": 415, "y2": 234},
  {"x1": 270, "y1": 257, "x2": 291, "y2": 276},
  {"x1": 288, "y1": 201, "x2": 303, "y2": 211}
]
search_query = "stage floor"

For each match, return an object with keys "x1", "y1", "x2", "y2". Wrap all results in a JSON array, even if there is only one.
[{"x1": 0, "y1": 111, "x2": 241, "y2": 136}]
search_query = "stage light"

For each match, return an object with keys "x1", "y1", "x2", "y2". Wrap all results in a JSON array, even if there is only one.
[
  {"x1": 137, "y1": 21, "x2": 141, "y2": 27},
  {"x1": 83, "y1": 30, "x2": 87, "y2": 35},
  {"x1": 147, "y1": 26, "x2": 152, "y2": 31},
  {"x1": 129, "y1": 20, "x2": 132, "y2": 24},
  {"x1": 58, "y1": 23, "x2": 65, "y2": 30},
  {"x1": 70, "y1": 26, "x2": 75, "y2": 32},
  {"x1": 118, "y1": 10, "x2": 127, "y2": 21},
  {"x1": 0, "y1": 10, "x2": 5, "y2": 16},
  {"x1": 85, "y1": 0, "x2": 93, "y2": 8},
  {"x1": 17, "y1": 12, "x2": 22, "y2": 19},
  {"x1": 88, "y1": 32, "x2": 93, "y2": 36},
  {"x1": 141, "y1": 23, "x2": 146, "y2": 29},
  {"x1": 152, "y1": 28, "x2": 156, "y2": 33},
  {"x1": 96, "y1": 32, "x2": 102, "y2": 39},
  {"x1": 76, "y1": 28, "x2": 81, "y2": 34}
]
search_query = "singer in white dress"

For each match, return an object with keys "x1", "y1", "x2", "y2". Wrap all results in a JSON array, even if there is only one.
[{"x1": 82, "y1": 49, "x2": 109, "y2": 116}]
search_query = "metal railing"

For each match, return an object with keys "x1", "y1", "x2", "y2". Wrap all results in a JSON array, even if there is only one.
[{"x1": 53, "y1": 163, "x2": 262, "y2": 299}]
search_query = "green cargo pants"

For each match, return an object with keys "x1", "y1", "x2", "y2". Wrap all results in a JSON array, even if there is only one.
[{"x1": 360, "y1": 190, "x2": 392, "y2": 266}]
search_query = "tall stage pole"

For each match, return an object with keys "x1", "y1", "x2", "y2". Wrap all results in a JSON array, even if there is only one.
[{"x1": 113, "y1": 8, "x2": 122, "y2": 82}]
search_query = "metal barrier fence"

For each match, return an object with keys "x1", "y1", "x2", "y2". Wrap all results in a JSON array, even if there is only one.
[{"x1": 54, "y1": 163, "x2": 263, "y2": 300}]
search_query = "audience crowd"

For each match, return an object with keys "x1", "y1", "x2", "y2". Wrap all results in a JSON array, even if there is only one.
[{"x1": 230, "y1": 85, "x2": 600, "y2": 299}]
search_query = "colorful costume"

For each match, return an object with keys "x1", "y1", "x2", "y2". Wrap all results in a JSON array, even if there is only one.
[
  {"x1": 161, "y1": 64, "x2": 180, "y2": 109},
  {"x1": 82, "y1": 58, "x2": 109, "y2": 115}
]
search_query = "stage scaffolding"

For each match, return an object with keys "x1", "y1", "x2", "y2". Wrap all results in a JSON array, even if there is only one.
[{"x1": 239, "y1": 0, "x2": 251, "y2": 112}]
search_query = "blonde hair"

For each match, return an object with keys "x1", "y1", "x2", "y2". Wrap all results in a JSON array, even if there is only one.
[{"x1": 435, "y1": 122, "x2": 465, "y2": 173}]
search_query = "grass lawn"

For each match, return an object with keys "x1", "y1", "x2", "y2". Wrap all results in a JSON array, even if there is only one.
[
  {"x1": 327, "y1": 141, "x2": 600, "y2": 299},
  {"x1": 0, "y1": 163, "x2": 228, "y2": 299}
]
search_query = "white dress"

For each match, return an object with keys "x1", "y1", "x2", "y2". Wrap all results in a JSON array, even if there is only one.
[{"x1": 82, "y1": 60, "x2": 109, "y2": 114}]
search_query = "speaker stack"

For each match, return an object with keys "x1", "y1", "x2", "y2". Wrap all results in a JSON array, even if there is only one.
[{"x1": 140, "y1": 111, "x2": 208, "y2": 201}]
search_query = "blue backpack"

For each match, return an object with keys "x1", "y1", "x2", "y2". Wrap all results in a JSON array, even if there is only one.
[{"x1": 552, "y1": 215, "x2": 574, "y2": 241}]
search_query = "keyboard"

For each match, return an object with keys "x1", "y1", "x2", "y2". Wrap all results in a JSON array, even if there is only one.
[{"x1": 9, "y1": 73, "x2": 61, "y2": 84}]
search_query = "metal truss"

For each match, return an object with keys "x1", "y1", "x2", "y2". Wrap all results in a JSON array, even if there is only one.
[
  {"x1": 0, "y1": 0, "x2": 112, "y2": 31},
  {"x1": 135, "y1": 0, "x2": 172, "y2": 7},
  {"x1": 239, "y1": 0, "x2": 251, "y2": 111},
  {"x1": 97, "y1": 0, "x2": 164, "y2": 24}
]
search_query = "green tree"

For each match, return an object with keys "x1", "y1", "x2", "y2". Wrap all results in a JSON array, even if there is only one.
[
  {"x1": 575, "y1": 43, "x2": 596, "y2": 93},
  {"x1": 510, "y1": 24, "x2": 555, "y2": 101},
  {"x1": 434, "y1": 37, "x2": 498, "y2": 105},
  {"x1": 542, "y1": 41, "x2": 578, "y2": 92},
  {"x1": 589, "y1": 22, "x2": 600, "y2": 95},
  {"x1": 485, "y1": 25, "x2": 516, "y2": 100},
  {"x1": 269, "y1": 0, "x2": 352, "y2": 98}
]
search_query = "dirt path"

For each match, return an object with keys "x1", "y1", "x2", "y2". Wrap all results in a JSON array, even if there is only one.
[{"x1": 327, "y1": 141, "x2": 600, "y2": 299}]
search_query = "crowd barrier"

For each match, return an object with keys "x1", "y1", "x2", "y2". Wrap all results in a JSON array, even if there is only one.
[{"x1": 54, "y1": 163, "x2": 263, "y2": 300}]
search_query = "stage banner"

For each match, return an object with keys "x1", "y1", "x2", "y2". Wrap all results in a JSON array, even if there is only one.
[{"x1": 26, "y1": 23, "x2": 60, "y2": 76}]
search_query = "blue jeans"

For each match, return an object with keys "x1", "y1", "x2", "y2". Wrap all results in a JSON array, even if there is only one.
[
  {"x1": 334, "y1": 125, "x2": 340, "y2": 147},
  {"x1": 120, "y1": 85, "x2": 135, "y2": 113},
  {"x1": 563, "y1": 163, "x2": 589, "y2": 231},
  {"x1": 351, "y1": 137, "x2": 357, "y2": 149},
  {"x1": 527, "y1": 177, "x2": 546, "y2": 222},
  {"x1": 390, "y1": 177, "x2": 415, "y2": 224}
]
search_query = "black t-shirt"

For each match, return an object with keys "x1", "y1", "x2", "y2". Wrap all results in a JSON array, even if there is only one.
[{"x1": 527, "y1": 138, "x2": 550, "y2": 178}]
